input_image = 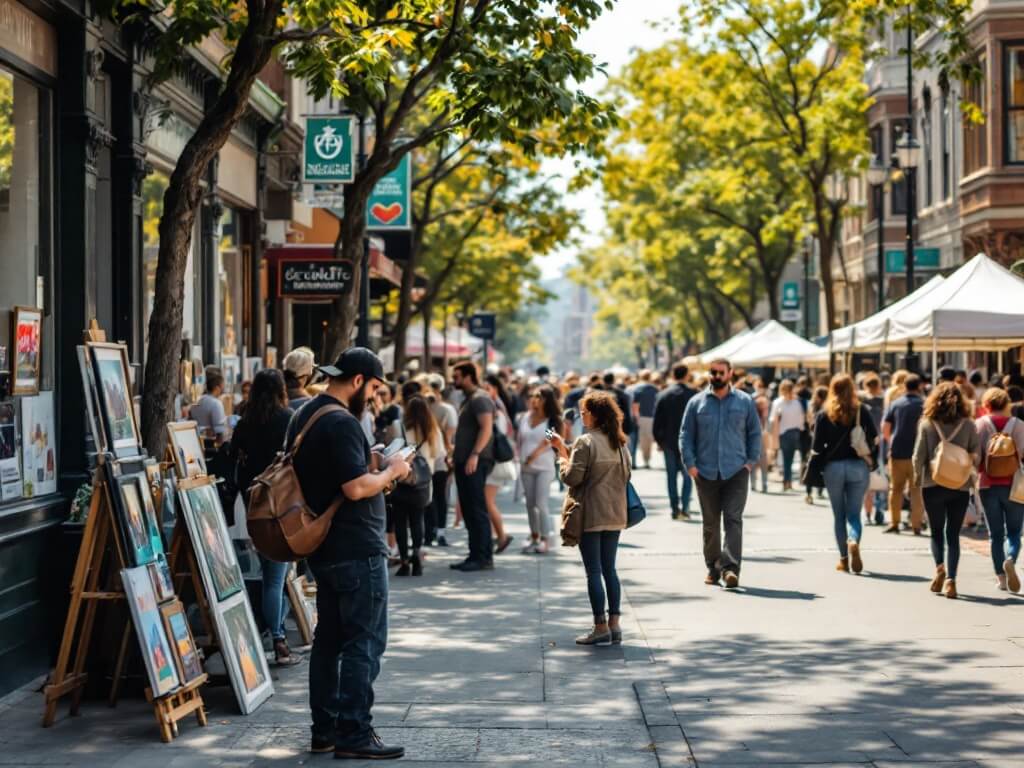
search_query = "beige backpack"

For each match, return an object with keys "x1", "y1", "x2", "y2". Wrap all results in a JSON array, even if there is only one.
[
  {"x1": 985, "y1": 416, "x2": 1020, "y2": 479},
  {"x1": 929, "y1": 421, "x2": 973, "y2": 490}
]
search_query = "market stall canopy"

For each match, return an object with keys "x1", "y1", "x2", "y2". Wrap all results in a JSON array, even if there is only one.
[
  {"x1": 883, "y1": 254, "x2": 1024, "y2": 352},
  {"x1": 698, "y1": 323, "x2": 762, "y2": 365},
  {"x1": 829, "y1": 275, "x2": 946, "y2": 353},
  {"x1": 727, "y1": 319, "x2": 830, "y2": 368},
  {"x1": 377, "y1": 323, "x2": 483, "y2": 372}
]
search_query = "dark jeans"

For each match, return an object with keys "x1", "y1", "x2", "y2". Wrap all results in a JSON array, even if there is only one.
[
  {"x1": 455, "y1": 459, "x2": 494, "y2": 563},
  {"x1": 696, "y1": 469, "x2": 749, "y2": 576},
  {"x1": 779, "y1": 428, "x2": 801, "y2": 484},
  {"x1": 426, "y1": 470, "x2": 449, "y2": 541},
  {"x1": 923, "y1": 485, "x2": 970, "y2": 580},
  {"x1": 394, "y1": 501, "x2": 424, "y2": 561},
  {"x1": 309, "y1": 556, "x2": 389, "y2": 747},
  {"x1": 664, "y1": 449, "x2": 693, "y2": 513},
  {"x1": 981, "y1": 485, "x2": 1024, "y2": 574},
  {"x1": 579, "y1": 530, "x2": 621, "y2": 620},
  {"x1": 258, "y1": 555, "x2": 290, "y2": 641}
]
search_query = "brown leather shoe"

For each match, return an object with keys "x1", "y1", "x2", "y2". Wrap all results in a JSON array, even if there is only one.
[
  {"x1": 883, "y1": 525, "x2": 900, "y2": 534},
  {"x1": 930, "y1": 564, "x2": 946, "y2": 593},
  {"x1": 944, "y1": 579, "x2": 958, "y2": 599},
  {"x1": 836, "y1": 557, "x2": 849, "y2": 572},
  {"x1": 1004, "y1": 559, "x2": 1021, "y2": 593},
  {"x1": 723, "y1": 571, "x2": 739, "y2": 589},
  {"x1": 848, "y1": 541, "x2": 863, "y2": 574},
  {"x1": 704, "y1": 571, "x2": 720, "y2": 586}
]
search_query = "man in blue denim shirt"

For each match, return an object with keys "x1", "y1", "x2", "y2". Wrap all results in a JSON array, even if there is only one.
[{"x1": 680, "y1": 357, "x2": 762, "y2": 589}]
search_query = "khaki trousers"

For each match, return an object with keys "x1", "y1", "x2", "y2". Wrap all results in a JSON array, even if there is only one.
[{"x1": 888, "y1": 458, "x2": 924, "y2": 529}]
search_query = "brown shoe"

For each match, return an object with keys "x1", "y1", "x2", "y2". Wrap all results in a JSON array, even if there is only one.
[
  {"x1": 1004, "y1": 559, "x2": 1021, "y2": 593},
  {"x1": 836, "y1": 557, "x2": 849, "y2": 572},
  {"x1": 723, "y1": 571, "x2": 739, "y2": 589},
  {"x1": 274, "y1": 639, "x2": 302, "y2": 667},
  {"x1": 930, "y1": 564, "x2": 946, "y2": 593},
  {"x1": 883, "y1": 525, "x2": 900, "y2": 534},
  {"x1": 704, "y1": 571, "x2": 720, "y2": 586},
  {"x1": 944, "y1": 579, "x2": 958, "y2": 599},
  {"x1": 848, "y1": 541, "x2": 863, "y2": 574}
]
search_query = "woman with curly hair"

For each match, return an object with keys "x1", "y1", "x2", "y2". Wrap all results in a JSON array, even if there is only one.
[
  {"x1": 912, "y1": 382, "x2": 980, "y2": 599},
  {"x1": 552, "y1": 390, "x2": 631, "y2": 646}
]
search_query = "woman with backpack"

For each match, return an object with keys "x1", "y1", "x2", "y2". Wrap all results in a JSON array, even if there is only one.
[
  {"x1": 912, "y1": 382, "x2": 981, "y2": 599},
  {"x1": 975, "y1": 387, "x2": 1024, "y2": 592},
  {"x1": 231, "y1": 369, "x2": 300, "y2": 666},
  {"x1": 516, "y1": 385, "x2": 563, "y2": 554},
  {"x1": 809, "y1": 374, "x2": 878, "y2": 574},
  {"x1": 392, "y1": 395, "x2": 444, "y2": 576}
]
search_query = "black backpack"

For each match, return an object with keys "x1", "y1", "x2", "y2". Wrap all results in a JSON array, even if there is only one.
[{"x1": 390, "y1": 446, "x2": 433, "y2": 509}]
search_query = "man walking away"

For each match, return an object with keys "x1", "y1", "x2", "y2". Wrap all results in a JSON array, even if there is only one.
[
  {"x1": 883, "y1": 373, "x2": 925, "y2": 534},
  {"x1": 450, "y1": 361, "x2": 496, "y2": 572},
  {"x1": 288, "y1": 347, "x2": 411, "y2": 760},
  {"x1": 653, "y1": 364, "x2": 697, "y2": 520},
  {"x1": 681, "y1": 358, "x2": 761, "y2": 589},
  {"x1": 630, "y1": 370, "x2": 659, "y2": 469},
  {"x1": 603, "y1": 372, "x2": 635, "y2": 451}
]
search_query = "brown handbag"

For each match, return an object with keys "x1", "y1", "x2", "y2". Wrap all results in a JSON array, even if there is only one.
[{"x1": 246, "y1": 405, "x2": 345, "y2": 562}]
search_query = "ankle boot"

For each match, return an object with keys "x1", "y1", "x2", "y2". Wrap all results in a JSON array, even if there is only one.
[
  {"x1": 396, "y1": 561, "x2": 411, "y2": 576},
  {"x1": 836, "y1": 557, "x2": 849, "y2": 572},
  {"x1": 411, "y1": 551, "x2": 423, "y2": 576},
  {"x1": 930, "y1": 564, "x2": 946, "y2": 593}
]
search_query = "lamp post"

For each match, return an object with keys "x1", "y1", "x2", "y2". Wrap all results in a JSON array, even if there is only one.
[
  {"x1": 896, "y1": 18, "x2": 922, "y2": 371},
  {"x1": 866, "y1": 155, "x2": 899, "y2": 312}
]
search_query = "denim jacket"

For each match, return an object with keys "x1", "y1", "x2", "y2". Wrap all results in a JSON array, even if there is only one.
[{"x1": 680, "y1": 387, "x2": 762, "y2": 481}]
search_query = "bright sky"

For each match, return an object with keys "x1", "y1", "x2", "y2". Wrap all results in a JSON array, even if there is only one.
[{"x1": 538, "y1": 0, "x2": 683, "y2": 280}]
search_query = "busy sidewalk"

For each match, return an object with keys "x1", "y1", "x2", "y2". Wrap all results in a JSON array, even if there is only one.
[{"x1": 3, "y1": 455, "x2": 1023, "y2": 767}]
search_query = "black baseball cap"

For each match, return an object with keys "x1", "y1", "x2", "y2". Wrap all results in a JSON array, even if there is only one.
[{"x1": 317, "y1": 347, "x2": 385, "y2": 382}]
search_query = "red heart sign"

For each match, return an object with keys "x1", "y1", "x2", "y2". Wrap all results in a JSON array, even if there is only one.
[{"x1": 371, "y1": 202, "x2": 403, "y2": 224}]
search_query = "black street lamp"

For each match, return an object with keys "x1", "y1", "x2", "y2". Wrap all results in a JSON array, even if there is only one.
[{"x1": 896, "y1": 19, "x2": 922, "y2": 371}]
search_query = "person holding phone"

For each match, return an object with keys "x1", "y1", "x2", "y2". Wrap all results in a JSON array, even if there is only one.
[{"x1": 516, "y1": 386, "x2": 563, "y2": 554}]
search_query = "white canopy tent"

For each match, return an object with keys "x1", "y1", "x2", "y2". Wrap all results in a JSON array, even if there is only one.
[
  {"x1": 829, "y1": 275, "x2": 946, "y2": 353},
  {"x1": 698, "y1": 323, "x2": 761, "y2": 365},
  {"x1": 727, "y1": 320, "x2": 830, "y2": 368}
]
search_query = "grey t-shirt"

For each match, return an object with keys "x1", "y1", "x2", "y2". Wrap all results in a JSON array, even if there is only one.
[
  {"x1": 190, "y1": 393, "x2": 228, "y2": 436},
  {"x1": 453, "y1": 389, "x2": 496, "y2": 464}
]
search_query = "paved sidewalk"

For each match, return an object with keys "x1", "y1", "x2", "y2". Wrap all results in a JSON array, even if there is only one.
[{"x1": 3, "y1": 457, "x2": 1024, "y2": 766}]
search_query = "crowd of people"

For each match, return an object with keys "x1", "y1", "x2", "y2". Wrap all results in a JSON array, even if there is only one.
[{"x1": 182, "y1": 343, "x2": 1024, "y2": 760}]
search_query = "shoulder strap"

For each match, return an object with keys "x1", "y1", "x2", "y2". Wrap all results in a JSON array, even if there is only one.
[
  {"x1": 933, "y1": 421, "x2": 948, "y2": 442},
  {"x1": 947, "y1": 420, "x2": 965, "y2": 442},
  {"x1": 1002, "y1": 416, "x2": 1016, "y2": 435},
  {"x1": 291, "y1": 404, "x2": 345, "y2": 454}
]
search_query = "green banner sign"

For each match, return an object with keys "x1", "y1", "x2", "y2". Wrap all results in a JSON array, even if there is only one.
[
  {"x1": 366, "y1": 155, "x2": 411, "y2": 230},
  {"x1": 303, "y1": 116, "x2": 354, "y2": 183},
  {"x1": 885, "y1": 248, "x2": 940, "y2": 274},
  {"x1": 781, "y1": 281, "x2": 800, "y2": 309}
]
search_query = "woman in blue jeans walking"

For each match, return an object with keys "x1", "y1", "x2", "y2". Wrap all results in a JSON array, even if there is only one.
[
  {"x1": 553, "y1": 391, "x2": 631, "y2": 647},
  {"x1": 810, "y1": 374, "x2": 878, "y2": 574},
  {"x1": 770, "y1": 380, "x2": 807, "y2": 492}
]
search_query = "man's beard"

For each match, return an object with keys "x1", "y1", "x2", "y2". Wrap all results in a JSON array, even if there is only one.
[
  {"x1": 349, "y1": 382, "x2": 371, "y2": 416},
  {"x1": 710, "y1": 378, "x2": 729, "y2": 390}
]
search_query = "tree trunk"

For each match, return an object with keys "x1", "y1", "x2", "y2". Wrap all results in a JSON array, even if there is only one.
[
  {"x1": 391, "y1": 220, "x2": 424, "y2": 373},
  {"x1": 420, "y1": 298, "x2": 434, "y2": 372},
  {"x1": 140, "y1": 2, "x2": 282, "y2": 458},
  {"x1": 813, "y1": 197, "x2": 838, "y2": 333},
  {"x1": 325, "y1": 180, "x2": 375, "y2": 359}
]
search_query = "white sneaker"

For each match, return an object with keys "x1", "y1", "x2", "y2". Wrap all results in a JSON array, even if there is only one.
[{"x1": 521, "y1": 542, "x2": 538, "y2": 554}]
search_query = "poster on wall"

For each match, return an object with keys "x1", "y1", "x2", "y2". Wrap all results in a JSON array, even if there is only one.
[
  {"x1": 0, "y1": 400, "x2": 21, "y2": 500},
  {"x1": 20, "y1": 392, "x2": 56, "y2": 498},
  {"x1": 11, "y1": 306, "x2": 42, "y2": 395}
]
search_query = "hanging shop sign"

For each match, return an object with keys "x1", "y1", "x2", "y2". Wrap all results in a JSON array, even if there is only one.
[
  {"x1": 278, "y1": 259, "x2": 355, "y2": 298},
  {"x1": 468, "y1": 312, "x2": 497, "y2": 341},
  {"x1": 781, "y1": 282, "x2": 800, "y2": 310},
  {"x1": 300, "y1": 184, "x2": 346, "y2": 209},
  {"x1": 303, "y1": 116, "x2": 355, "y2": 183},
  {"x1": 366, "y1": 154, "x2": 411, "y2": 230}
]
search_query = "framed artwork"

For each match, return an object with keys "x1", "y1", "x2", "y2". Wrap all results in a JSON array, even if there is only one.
[
  {"x1": 87, "y1": 342, "x2": 141, "y2": 458},
  {"x1": 148, "y1": 554, "x2": 175, "y2": 603},
  {"x1": 20, "y1": 392, "x2": 57, "y2": 497},
  {"x1": 160, "y1": 599, "x2": 205, "y2": 685},
  {"x1": 214, "y1": 591, "x2": 272, "y2": 714},
  {"x1": 178, "y1": 477, "x2": 243, "y2": 603},
  {"x1": 76, "y1": 346, "x2": 107, "y2": 453},
  {"x1": 115, "y1": 472, "x2": 164, "y2": 566},
  {"x1": 285, "y1": 568, "x2": 316, "y2": 647},
  {"x1": 121, "y1": 566, "x2": 180, "y2": 697},
  {"x1": 265, "y1": 346, "x2": 277, "y2": 370},
  {"x1": 143, "y1": 457, "x2": 163, "y2": 512},
  {"x1": 11, "y1": 306, "x2": 41, "y2": 395},
  {"x1": 243, "y1": 356, "x2": 263, "y2": 382},
  {"x1": 221, "y1": 355, "x2": 240, "y2": 395},
  {"x1": 167, "y1": 421, "x2": 207, "y2": 480},
  {"x1": 0, "y1": 400, "x2": 21, "y2": 500}
]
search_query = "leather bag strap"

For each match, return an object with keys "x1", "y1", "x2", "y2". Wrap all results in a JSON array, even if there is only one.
[{"x1": 291, "y1": 404, "x2": 346, "y2": 454}]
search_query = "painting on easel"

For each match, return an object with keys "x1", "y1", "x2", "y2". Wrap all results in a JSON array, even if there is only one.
[
  {"x1": 160, "y1": 599, "x2": 205, "y2": 685},
  {"x1": 216, "y1": 592, "x2": 272, "y2": 714},
  {"x1": 167, "y1": 421, "x2": 207, "y2": 480},
  {"x1": 114, "y1": 473, "x2": 164, "y2": 567},
  {"x1": 122, "y1": 566, "x2": 180, "y2": 697},
  {"x1": 87, "y1": 342, "x2": 141, "y2": 459},
  {"x1": 178, "y1": 478, "x2": 243, "y2": 602}
]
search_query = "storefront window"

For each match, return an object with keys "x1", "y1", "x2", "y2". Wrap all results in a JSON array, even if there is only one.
[
  {"x1": 1005, "y1": 45, "x2": 1024, "y2": 164},
  {"x1": 218, "y1": 208, "x2": 244, "y2": 362},
  {"x1": 0, "y1": 66, "x2": 49, "y2": 390},
  {"x1": 964, "y1": 56, "x2": 987, "y2": 174}
]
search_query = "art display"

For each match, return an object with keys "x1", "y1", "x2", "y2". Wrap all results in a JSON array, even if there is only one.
[
  {"x1": 121, "y1": 566, "x2": 180, "y2": 697},
  {"x1": 214, "y1": 592, "x2": 272, "y2": 713},
  {"x1": 178, "y1": 479, "x2": 243, "y2": 602},
  {"x1": 221, "y1": 355, "x2": 240, "y2": 394},
  {"x1": 116, "y1": 473, "x2": 164, "y2": 566},
  {"x1": 167, "y1": 422, "x2": 207, "y2": 479},
  {"x1": 160, "y1": 599, "x2": 204, "y2": 685},
  {"x1": 286, "y1": 569, "x2": 317, "y2": 644},
  {"x1": 148, "y1": 554, "x2": 175, "y2": 603},
  {"x1": 20, "y1": 392, "x2": 56, "y2": 497},
  {"x1": 243, "y1": 356, "x2": 262, "y2": 382},
  {"x1": 0, "y1": 400, "x2": 21, "y2": 501},
  {"x1": 88, "y1": 342, "x2": 141, "y2": 458},
  {"x1": 11, "y1": 305, "x2": 41, "y2": 395},
  {"x1": 76, "y1": 345, "x2": 106, "y2": 452}
]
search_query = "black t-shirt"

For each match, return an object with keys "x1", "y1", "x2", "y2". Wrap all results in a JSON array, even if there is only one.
[
  {"x1": 884, "y1": 393, "x2": 924, "y2": 460},
  {"x1": 286, "y1": 393, "x2": 388, "y2": 563},
  {"x1": 233, "y1": 407, "x2": 293, "y2": 493},
  {"x1": 453, "y1": 389, "x2": 496, "y2": 464},
  {"x1": 812, "y1": 404, "x2": 878, "y2": 465}
]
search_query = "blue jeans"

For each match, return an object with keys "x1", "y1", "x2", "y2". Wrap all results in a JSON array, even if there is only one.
[
  {"x1": 309, "y1": 556, "x2": 389, "y2": 746},
  {"x1": 579, "y1": 531, "x2": 621, "y2": 621},
  {"x1": 823, "y1": 459, "x2": 869, "y2": 557},
  {"x1": 258, "y1": 555, "x2": 290, "y2": 641},
  {"x1": 664, "y1": 449, "x2": 693, "y2": 513},
  {"x1": 629, "y1": 428, "x2": 639, "y2": 465},
  {"x1": 981, "y1": 486, "x2": 1024, "y2": 574},
  {"x1": 779, "y1": 428, "x2": 801, "y2": 484}
]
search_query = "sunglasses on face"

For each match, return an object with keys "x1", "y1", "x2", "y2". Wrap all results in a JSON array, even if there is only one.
[{"x1": 709, "y1": 370, "x2": 729, "y2": 378}]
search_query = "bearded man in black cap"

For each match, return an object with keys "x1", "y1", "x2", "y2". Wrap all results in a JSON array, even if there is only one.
[{"x1": 286, "y1": 347, "x2": 411, "y2": 760}]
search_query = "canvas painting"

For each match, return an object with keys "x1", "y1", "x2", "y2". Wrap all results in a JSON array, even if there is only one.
[
  {"x1": 179, "y1": 479, "x2": 243, "y2": 602},
  {"x1": 76, "y1": 346, "x2": 106, "y2": 452},
  {"x1": 221, "y1": 355, "x2": 240, "y2": 395},
  {"x1": 20, "y1": 392, "x2": 56, "y2": 497},
  {"x1": 121, "y1": 566, "x2": 179, "y2": 697},
  {"x1": 243, "y1": 356, "x2": 263, "y2": 382},
  {"x1": 286, "y1": 569, "x2": 317, "y2": 646},
  {"x1": 0, "y1": 400, "x2": 20, "y2": 501},
  {"x1": 148, "y1": 554, "x2": 175, "y2": 603},
  {"x1": 160, "y1": 600, "x2": 204, "y2": 685},
  {"x1": 89, "y1": 343, "x2": 140, "y2": 457},
  {"x1": 11, "y1": 306, "x2": 41, "y2": 395},
  {"x1": 118, "y1": 476, "x2": 155, "y2": 566},
  {"x1": 167, "y1": 422, "x2": 207, "y2": 479},
  {"x1": 214, "y1": 593, "x2": 272, "y2": 713}
]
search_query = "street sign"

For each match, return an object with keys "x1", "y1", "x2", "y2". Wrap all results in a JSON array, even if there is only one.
[
  {"x1": 367, "y1": 154, "x2": 411, "y2": 230},
  {"x1": 303, "y1": 116, "x2": 355, "y2": 183},
  {"x1": 301, "y1": 184, "x2": 345, "y2": 209},
  {"x1": 278, "y1": 259, "x2": 354, "y2": 298},
  {"x1": 468, "y1": 312, "x2": 496, "y2": 341},
  {"x1": 780, "y1": 308, "x2": 802, "y2": 322},
  {"x1": 781, "y1": 282, "x2": 800, "y2": 309},
  {"x1": 885, "y1": 248, "x2": 940, "y2": 273}
]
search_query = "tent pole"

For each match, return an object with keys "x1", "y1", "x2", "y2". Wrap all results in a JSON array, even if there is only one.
[
  {"x1": 931, "y1": 334, "x2": 938, "y2": 386},
  {"x1": 999, "y1": 348, "x2": 1005, "y2": 376}
]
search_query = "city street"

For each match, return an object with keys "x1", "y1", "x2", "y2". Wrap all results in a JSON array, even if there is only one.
[{"x1": 3, "y1": 457, "x2": 1023, "y2": 767}]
